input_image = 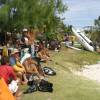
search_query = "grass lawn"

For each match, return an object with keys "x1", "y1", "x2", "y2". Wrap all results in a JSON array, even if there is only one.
[{"x1": 22, "y1": 47, "x2": 100, "y2": 100}]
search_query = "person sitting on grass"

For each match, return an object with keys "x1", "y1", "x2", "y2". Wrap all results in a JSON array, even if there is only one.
[
  {"x1": 21, "y1": 53, "x2": 44, "y2": 80},
  {"x1": 0, "y1": 56, "x2": 22, "y2": 100},
  {"x1": 37, "y1": 48, "x2": 50, "y2": 63},
  {"x1": 9, "y1": 49, "x2": 28, "y2": 85}
]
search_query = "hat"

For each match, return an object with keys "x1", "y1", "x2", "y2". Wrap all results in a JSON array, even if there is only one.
[
  {"x1": 11, "y1": 49, "x2": 19, "y2": 55},
  {"x1": 20, "y1": 53, "x2": 31, "y2": 64},
  {"x1": 23, "y1": 28, "x2": 28, "y2": 32}
]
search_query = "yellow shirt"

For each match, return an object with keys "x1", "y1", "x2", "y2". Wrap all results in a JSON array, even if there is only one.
[
  {"x1": 2, "y1": 46, "x2": 8, "y2": 57},
  {"x1": 13, "y1": 61, "x2": 25, "y2": 73}
]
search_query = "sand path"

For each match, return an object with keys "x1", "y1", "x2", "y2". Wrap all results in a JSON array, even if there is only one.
[{"x1": 73, "y1": 64, "x2": 100, "y2": 82}]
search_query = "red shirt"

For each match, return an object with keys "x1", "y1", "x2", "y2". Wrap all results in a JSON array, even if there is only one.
[{"x1": 0, "y1": 65, "x2": 17, "y2": 84}]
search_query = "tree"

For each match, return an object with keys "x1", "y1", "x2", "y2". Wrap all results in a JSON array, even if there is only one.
[
  {"x1": 90, "y1": 16, "x2": 100, "y2": 46},
  {"x1": 0, "y1": 0, "x2": 68, "y2": 34}
]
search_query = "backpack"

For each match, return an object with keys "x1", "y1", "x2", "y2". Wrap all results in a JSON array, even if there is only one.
[
  {"x1": 24, "y1": 80, "x2": 37, "y2": 94},
  {"x1": 24, "y1": 75, "x2": 38, "y2": 94},
  {"x1": 38, "y1": 79, "x2": 53, "y2": 93},
  {"x1": 43, "y1": 67, "x2": 56, "y2": 76},
  {"x1": 24, "y1": 75, "x2": 54, "y2": 93}
]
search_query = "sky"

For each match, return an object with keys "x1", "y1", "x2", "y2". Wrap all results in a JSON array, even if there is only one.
[{"x1": 61, "y1": 0, "x2": 100, "y2": 28}]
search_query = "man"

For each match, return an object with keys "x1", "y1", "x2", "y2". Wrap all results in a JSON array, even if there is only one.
[
  {"x1": 9, "y1": 48, "x2": 28, "y2": 84},
  {"x1": 21, "y1": 28, "x2": 32, "y2": 54},
  {"x1": 0, "y1": 56, "x2": 22, "y2": 99},
  {"x1": 0, "y1": 56, "x2": 17, "y2": 85},
  {"x1": 70, "y1": 35, "x2": 75, "y2": 46},
  {"x1": 9, "y1": 49, "x2": 25, "y2": 72}
]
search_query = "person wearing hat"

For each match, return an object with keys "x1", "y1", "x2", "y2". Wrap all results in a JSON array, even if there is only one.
[
  {"x1": 9, "y1": 49, "x2": 28, "y2": 84},
  {"x1": 20, "y1": 28, "x2": 32, "y2": 54},
  {"x1": 21, "y1": 53, "x2": 44, "y2": 80}
]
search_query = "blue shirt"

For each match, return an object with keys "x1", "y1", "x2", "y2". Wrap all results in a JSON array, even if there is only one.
[{"x1": 9, "y1": 56, "x2": 16, "y2": 66}]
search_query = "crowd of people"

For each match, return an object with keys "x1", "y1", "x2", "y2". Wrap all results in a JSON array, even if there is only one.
[
  {"x1": 0, "y1": 27, "x2": 77, "y2": 100},
  {"x1": 0, "y1": 28, "x2": 53, "y2": 100}
]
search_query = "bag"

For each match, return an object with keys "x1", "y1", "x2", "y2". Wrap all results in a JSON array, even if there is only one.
[
  {"x1": 24, "y1": 75, "x2": 54, "y2": 93},
  {"x1": 38, "y1": 79, "x2": 53, "y2": 92},
  {"x1": 0, "y1": 78, "x2": 15, "y2": 100},
  {"x1": 24, "y1": 84, "x2": 37, "y2": 94},
  {"x1": 43, "y1": 67, "x2": 56, "y2": 76},
  {"x1": 24, "y1": 75, "x2": 38, "y2": 94}
]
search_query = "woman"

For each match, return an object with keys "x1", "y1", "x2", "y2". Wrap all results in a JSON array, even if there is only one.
[
  {"x1": 37, "y1": 48, "x2": 50, "y2": 63},
  {"x1": 21, "y1": 53, "x2": 44, "y2": 80}
]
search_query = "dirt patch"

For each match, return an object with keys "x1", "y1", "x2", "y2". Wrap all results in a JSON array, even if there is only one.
[{"x1": 72, "y1": 64, "x2": 100, "y2": 82}]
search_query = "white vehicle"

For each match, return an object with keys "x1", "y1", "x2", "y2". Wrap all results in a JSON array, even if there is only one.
[{"x1": 72, "y1": 27, "x2": 94, "y2": 52}]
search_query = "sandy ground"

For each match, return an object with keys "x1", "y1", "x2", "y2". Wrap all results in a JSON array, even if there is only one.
[{"x1": 73, "y1": 64, "x2": 100, "y2": 82}]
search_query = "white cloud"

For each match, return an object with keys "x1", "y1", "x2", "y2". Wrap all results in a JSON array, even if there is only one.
[{"x1": 62, "y1": 0, "x2": 100, "y2": 27}]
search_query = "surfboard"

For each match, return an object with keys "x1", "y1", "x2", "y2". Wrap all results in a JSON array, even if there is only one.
[{"x1": 72, "y1": 27, "x2": 94, "y2": 52}]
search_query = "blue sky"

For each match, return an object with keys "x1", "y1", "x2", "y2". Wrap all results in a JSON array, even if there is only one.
[{"x1": 61, "y1": 0, "x2": 100, "y2": 28}]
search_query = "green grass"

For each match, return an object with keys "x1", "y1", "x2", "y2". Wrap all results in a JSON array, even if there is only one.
[
  {"x1": 51, "y1": 47, "x2": 100, "y2": 70},
  {"x1": 22, "y1": 47, "x2": 100, "y2": 100}
]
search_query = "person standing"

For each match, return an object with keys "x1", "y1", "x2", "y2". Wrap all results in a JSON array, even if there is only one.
[{"x1": 20, "y1": 28, "x2": 31, "y2": 55}]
